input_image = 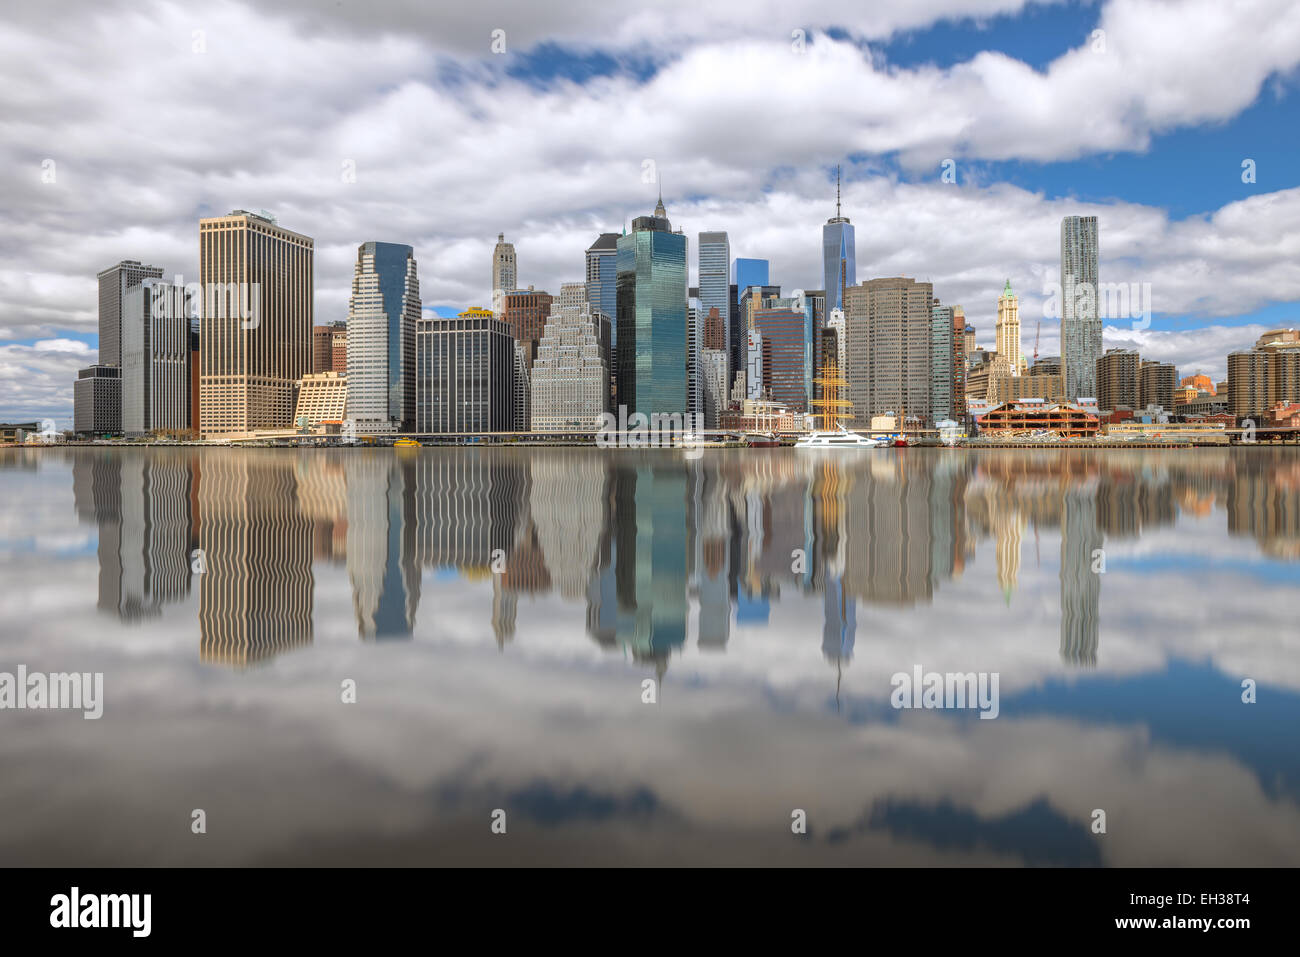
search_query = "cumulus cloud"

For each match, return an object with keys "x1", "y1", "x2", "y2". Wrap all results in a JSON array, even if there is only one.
[{"x1": 0, "y1": 0, "x2": 1297, "y2": 421}]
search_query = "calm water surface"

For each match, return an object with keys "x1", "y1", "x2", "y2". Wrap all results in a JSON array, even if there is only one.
[{"x1": 1, "y1": 446, "x2": 1298, "y2": 865}]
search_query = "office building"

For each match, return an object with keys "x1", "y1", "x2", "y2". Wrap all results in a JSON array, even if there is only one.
[
  {"x1": 844, "y1": 277, "x2": 933, "y2": 425},
  {"x1": 346, "y1": 242, "x2": 420, "y2": 433},
  {"x1": 294, "y1": 371, "x2": 348, "y2": 430},
  {"x1": 698, "y1": 231, "x2": 730, "y2": 373},
  {"x1": 752, "y1": 298, "x2": 812, "y2": 411},
  {"x1": 531, "y1": 282, "x2": 612, "y2": 431},
  {"x1": 821, "y1": 168, "x2": 856, "y2": 313},
  {"x1": 616, "y1": 195, "x2": 688, "y2": 417},
  {"x1": 503, "y1": 288, "x2": 554, "y2": 368},
  {"x1": 415, "y1": 307, "x2": 515, "y2": 434},
  {"x1": 198, "y1": 210, "x2": 313, "y2": 437},
  {"x1": 73, "y1": 365, "x2": 122, "y2": 435},
  {"x1": 98, "y1": 260, "x2": 164, "y2": 369},
  {"x1": 122, "y1": 280, "x2": 193, "y2": 436}
]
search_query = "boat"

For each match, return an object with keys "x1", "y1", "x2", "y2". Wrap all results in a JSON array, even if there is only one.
[
  {"x1": 394, "y1": 438, "x2": 421, "y2": 448},
  {"x1": 744, "y1": 431, "x2": 782, "y2": 448},
  {"x1": 795, "y1": 426, "x2": 886, "y2": 449}
]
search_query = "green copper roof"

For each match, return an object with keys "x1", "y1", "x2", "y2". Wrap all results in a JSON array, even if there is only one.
[{"x1": 1003, "y1": 278, "x2": 1013, "y2": 297}]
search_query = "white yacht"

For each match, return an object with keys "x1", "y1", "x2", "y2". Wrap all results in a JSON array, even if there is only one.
[{"x1": 795, "y1": 427, "x2": 886, "y2": 449}]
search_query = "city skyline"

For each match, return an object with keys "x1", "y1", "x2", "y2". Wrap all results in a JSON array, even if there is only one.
[{"x1": 3, "y1": 1, "x2": 1299, "y2": 425}]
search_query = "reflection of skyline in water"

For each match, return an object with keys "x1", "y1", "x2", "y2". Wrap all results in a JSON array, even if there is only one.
[
  {"x1": 6, "y1": 445, "x2": 1300, "y2": 867},
  {"x1": 52, "y1": 446, "x2": 1300, "y2": 675}
]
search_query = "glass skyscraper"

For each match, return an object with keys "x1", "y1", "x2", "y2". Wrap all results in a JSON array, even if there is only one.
[
  {"x1": 1061, "y1": 215, "x2": 1101, "y2": 400},
  {"x1": 347, "y1": 241, "x2": 420, "y2": 433},
  {"x1": 732, "y1": 258, "x2": 769, "y2": 297},
  {"x1": 822, "y1": 167, "x2": 857, "y2": 313},
  {"x1": 616, "y1": 199, "x2": 688, "y2": 416},
  {"x1": 822, "y1": 220, "x2": 856, "y2": 314},
  {"x1": 698, "y1": 231, "x2": 730, "y2": 380}
]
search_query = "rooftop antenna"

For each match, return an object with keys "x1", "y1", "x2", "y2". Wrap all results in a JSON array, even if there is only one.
[{"x1": 835, "y1": 165, "x2": 841, "y2": 220}]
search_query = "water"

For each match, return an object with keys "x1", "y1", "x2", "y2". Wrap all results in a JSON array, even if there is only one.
[{"x1": 1, "y1": 445, "x2": 1297, "y2": 866}]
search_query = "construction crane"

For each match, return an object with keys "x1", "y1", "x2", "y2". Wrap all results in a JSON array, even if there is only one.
[{"x1": 1033, "y1": 316, "x2": 1041, "y2": 363}]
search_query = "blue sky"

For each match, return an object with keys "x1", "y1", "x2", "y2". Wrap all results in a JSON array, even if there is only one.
[{"x1": 2, "y1": 0, "x2": 1298, "y2": 424}]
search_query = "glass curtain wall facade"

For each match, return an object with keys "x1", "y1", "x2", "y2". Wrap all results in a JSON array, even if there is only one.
[
  {"x1": 347, "y1": 241, "x2": 420, "y2": 433},
  {"x1": 616, "y1": 212, "x2": 688, "y2": 417}
]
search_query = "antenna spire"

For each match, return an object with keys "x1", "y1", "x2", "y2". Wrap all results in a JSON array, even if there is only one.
[{"x1": 836, "y1": 165, "x2": 841, "y2": 219}]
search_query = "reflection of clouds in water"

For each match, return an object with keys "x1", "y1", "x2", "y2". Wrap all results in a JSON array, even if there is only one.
[{"x1": 0, "y1": 446, "x2": 1298, "y2": 865}]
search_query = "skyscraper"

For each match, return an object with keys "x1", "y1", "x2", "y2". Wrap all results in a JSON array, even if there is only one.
[
  {"x1": 584, "y1": 233, "x2": 619, "y2": 323},
  {"x1": 994, "y1": 280, "x2": 1022, "y2": 374},
  {"x1": 698, "y1": 231, "x2": 730, "y2": 374},
  {"x1": 121, "y1": 280, "x2": 192, "y2": 436},
  {"x1": 502, "y1": 288, "x2": 555, "y2": 367},
  {"x1": 844, "y1": 277, "x2": 933, "y2": 425},
  {"x1": 198, "y1": 210, "x2": 313, "y2": 437},
  {"x1": 415, "y1": 307, "x2": 515, "y2": 434},
  {"x1": 822, "y1": 167, "x2": 857, "y2": 313},
  {"x1": 752, "y1": 297, "x2": 813, "y2": 411},
  {"x1": 79, "y1": 259, "x2": 163, "y2": 435},
  {"x1": 616, "y1": 196, "x2": 688, "y2": 417},
  {"x1": 98, "y1": 260, "x2": 164, "y2": 369},
  {"x1": 930, "y1": 302, "x2": 954, "y2": 422},
  {"x1": 1061, "y1": 215, "x2": 1101, "y2": 400},
  {"x1": 346, "y1": 242, "x2": 420, "y2": 433},
  {"x1": 492, "y1": 233, "x2": 517, "y2": 298},
  {"x1": 531, "y1": 282, "x2": 612, "y2": 431}
]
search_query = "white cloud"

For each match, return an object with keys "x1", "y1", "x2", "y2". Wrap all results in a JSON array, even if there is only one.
[{"x1": 0, "y1": 0, "x2": 1297, "y2": 420}]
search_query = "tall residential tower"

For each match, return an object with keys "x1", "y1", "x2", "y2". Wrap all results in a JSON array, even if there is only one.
[{"x1": 1061, "y1": 215, "x2": 1101, "y2": 400}]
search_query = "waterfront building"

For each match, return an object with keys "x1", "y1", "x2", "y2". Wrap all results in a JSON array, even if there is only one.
[
  {"x1": 531, "y1": 283, "x2": 612, "y2": 431},
  {"x1": 293, "y1": 371, "x2": 348, "y2": 431},
  {"x1": 415, "y1": 307, "x2": 515, "y2": 434},
  {"x1": 1227, "y1": 329, "x2": 1300, "y2": 418},
  {"x1": 73, "y1": 365, "x2": 122, "y2": 435},
  {"x1": 979, "y1": 399, "x2": 1100, "y2": 438},
  {"x1": 346, "y1": 242, "x2": 420, "y2": 433},
  {"x1": 616, "y1": 195, "x2": 688, "y2": 417},
  {"x1": 198, "y1": 210, "x2": 313, "y2": 437},
  {"x1": 844, "y1": 277, "x2": 933, "y2": 425},
  {"x1": 1096, "y1": 347, "x2": 1140, "y2": 413}
]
